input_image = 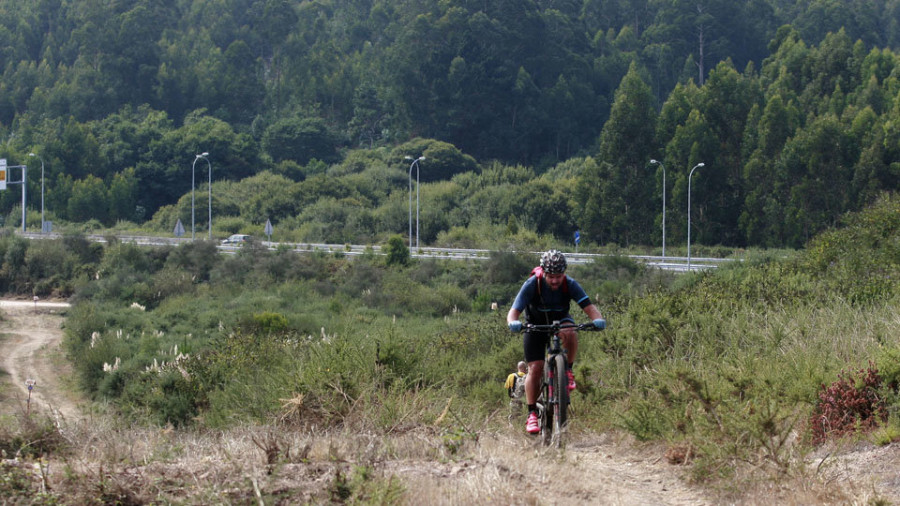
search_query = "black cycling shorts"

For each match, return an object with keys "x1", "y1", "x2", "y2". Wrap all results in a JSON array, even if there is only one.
[{"x1": 523, "y1": 314, "x2": 574, "y2": 363}]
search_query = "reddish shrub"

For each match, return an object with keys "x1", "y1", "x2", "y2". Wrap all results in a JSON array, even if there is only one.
[{"x1": 809, "y1": 364, "x2": 886, "y2": 445}]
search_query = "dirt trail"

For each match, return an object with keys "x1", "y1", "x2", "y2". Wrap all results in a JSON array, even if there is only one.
[{"x1": 0, "y1": 299, "x2": 80, "y2": 419}]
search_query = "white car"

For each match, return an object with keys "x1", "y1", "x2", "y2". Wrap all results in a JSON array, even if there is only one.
[{"x1": 221, "y1": 234, "x2": 251, "y2": 245}]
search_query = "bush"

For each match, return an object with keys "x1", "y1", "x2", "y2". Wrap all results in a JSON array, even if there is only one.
[
  {"x1": 809, "y1": 364, "x2": 886, "y2": 445},
  {"x1": 0, "y1": 414, "x2": 68, "y2": 459},
  {"x1": 383, "y1": 235, "x2": 409, "y2": 266}
]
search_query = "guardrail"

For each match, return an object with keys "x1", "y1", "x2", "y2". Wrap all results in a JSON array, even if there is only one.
[{"x1": 18, "y1": 232, "x2": 735, "y2": 272}]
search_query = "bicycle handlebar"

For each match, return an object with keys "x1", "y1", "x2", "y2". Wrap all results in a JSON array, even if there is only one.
[{"x1": 520, "y1": 321, "x2": 604, "y2": 333}]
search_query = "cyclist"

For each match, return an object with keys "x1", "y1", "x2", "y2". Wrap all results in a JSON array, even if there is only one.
[
  {"x1": 506, "y1": 250, "x2": 605, "y2": 434},
  {"x1": 504, "y1": 361, "x2": 528, "y2": 421}
]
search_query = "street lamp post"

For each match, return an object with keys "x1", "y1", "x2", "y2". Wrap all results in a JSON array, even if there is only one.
[
  {"x1": 21, "y1": 165, "x2": 26, "y2": 233},
  {"x1": 28, "y1": 153, "x2": 44, "y2": 233},
  {"x1": 191, "y1": 152, "x2": 209, "y2": 240},
  {"x1": 687, "y1": 162, "x2": 705, "y2": 271},
  {"x1": 650, "y1": 159, "x2": 666, "y2": 258},
  {"x1": 405, "y1": 155, "x2": 425, "y2": 250},
  {"x1": 202, "y1": 154, "x2": 212, "y2": 240}
]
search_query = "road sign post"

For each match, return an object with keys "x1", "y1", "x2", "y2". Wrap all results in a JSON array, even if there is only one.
[
  {"x1": 174, "y1": 219, "x2": 186, "y2": 237},
  {"x1": 25, "y1": 378, "x2": 36, "y2": 416}
]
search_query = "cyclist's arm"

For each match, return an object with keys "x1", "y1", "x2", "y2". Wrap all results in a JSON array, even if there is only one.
[
  {"x1": 507, "y1": 277, "x2": 537, "y2": 324},
  {"x1": 568, "y1": 278, "x2": 603, "y2": 321},
  {"x1": 507, "y1": 307, "x2": 522, "y2": 325},
  {"x1": 582, "y1": 303, "x2": 603, "y2": 321}
]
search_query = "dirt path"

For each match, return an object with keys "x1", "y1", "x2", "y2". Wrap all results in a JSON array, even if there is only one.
[{"x1": 0, "y1": 299, "x2": 80, "y2": 419}]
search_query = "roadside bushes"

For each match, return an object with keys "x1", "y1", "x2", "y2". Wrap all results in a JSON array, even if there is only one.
[
  {"x1": 0, "y1": 234, "x2": 98, "y2": 295},
  {"x1": 74, "y1": 242, "x2": 166, "y2": 306},
  {"x1": 803, "y1": 193, "x2": 900, "y2": 304}
]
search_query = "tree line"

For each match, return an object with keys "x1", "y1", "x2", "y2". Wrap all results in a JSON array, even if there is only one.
[{"x1": 0, "y1": 0, "x2": 899, "y2": 248}]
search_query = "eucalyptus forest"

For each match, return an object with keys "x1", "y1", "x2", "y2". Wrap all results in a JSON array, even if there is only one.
[{"x1": 1, "y1": 0, "x2": 899, "y2": 249}]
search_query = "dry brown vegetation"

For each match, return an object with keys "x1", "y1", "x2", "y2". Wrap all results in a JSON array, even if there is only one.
[{"x1": 4, "y1": 393, "x2": 900, "y2": 505}]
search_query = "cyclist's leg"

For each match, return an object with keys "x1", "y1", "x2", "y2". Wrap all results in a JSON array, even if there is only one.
[
  {"x1": 525, "y1": 361, "x2": 543, "y2": 404},
  {"x1": 558, "y1": 315, "x2": 578, "y2": 391},
  {"x1": 523, "y1": 330, "x2": 549, "y2": 433},
  {"x1": 523, "y1": 330, "x2": 549, "y2": 405},
  {"x1": 558, "y1": 314, "x2": 578, "y2": 363}
]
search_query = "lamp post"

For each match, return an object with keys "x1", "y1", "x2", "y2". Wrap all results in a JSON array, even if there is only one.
[
  {"x1": 687, "y1": 162, "x2": 705, "y2": 271},
  {"x1": 28, "y1": 153, "x2": 44, "y2": 233},
  {"x1": 650, "y1": 159, "x2": 666, "y2": 258},
  {"x1": 405, "y1": 155, "x2": 425, "y2": 250},
  {"x1": 191, "y1": 152, "x2": 209, "y2": 240},
  {"x1": 202, "y1": 154, "x2": 212, "y2": 240}
]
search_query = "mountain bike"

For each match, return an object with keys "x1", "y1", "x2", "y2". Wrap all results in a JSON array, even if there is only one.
[{"x1": 522, "y1": 321, "x2": 603, "y2": 448}]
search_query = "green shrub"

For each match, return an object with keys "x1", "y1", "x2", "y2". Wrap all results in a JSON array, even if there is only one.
[
  {"x1": 242, "y1": 311, "x2": 290, "y2": 334},
  {"x1": 213, "y1": 215, "x2": 248, "y2": 235},
  {"x1": 618, "y1": 397, "x2": 671, "y2": 441},
  {"x1": 0, "y1": 414, "x2": 68, "y2": 459},
  {"x1": 164, "y1": 241, "x2": 220, "y2": 282},
  {"x1": 149, "y1": 371, "x2": 198, "y2": 426},
  {"x1": 383, "y1": 235, "x2": 409, "y2": 266},
  {"x1": 0, "y1": 460, "x2": 34, "y2": 502}
]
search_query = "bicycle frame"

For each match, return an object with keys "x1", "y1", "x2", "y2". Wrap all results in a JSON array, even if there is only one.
[{"x1": 524, "y1": 321, "x2": 599, "y2": 447}]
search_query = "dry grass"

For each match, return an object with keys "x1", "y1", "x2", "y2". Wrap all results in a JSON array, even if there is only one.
[
  {"x1": 5, "y1": 406, "x2": 895, "y2": 505},
  {"x1": 1, "y1": 406, "x2": 690, "y2": 504}
]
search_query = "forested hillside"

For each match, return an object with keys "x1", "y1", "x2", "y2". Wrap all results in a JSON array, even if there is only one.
[{"x1": 1, "y1": 0, "x2": 899, "y2": 248}]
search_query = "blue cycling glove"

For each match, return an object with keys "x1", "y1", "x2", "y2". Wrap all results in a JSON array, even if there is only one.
[
  {"x1": 593, "y1": 318, "x2": 607, "y2": 330},
  {"x1": 508, "y1": 320, "x2": 523, "y2": 333}
]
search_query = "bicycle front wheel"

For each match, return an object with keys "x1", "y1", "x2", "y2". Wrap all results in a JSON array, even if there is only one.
[
  {"x1": 540, "y1": 360, "x2": 553, "y2": 446},
  {"x1": 551, "y1": 353, "x2": 569, "y2": 443}
]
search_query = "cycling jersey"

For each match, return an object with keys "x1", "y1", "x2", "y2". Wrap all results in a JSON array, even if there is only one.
[{"x1": 511, "y1": 275, "x2": 592, "y2": 325}]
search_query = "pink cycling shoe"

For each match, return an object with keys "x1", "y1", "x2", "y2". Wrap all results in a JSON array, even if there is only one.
[{"x1": 526, "y1": 411, "x2": 540, "y2": 434}]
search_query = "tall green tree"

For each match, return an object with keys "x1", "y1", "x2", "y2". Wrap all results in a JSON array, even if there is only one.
[
  {"x1": 262, "y1": 117, "x2": 341, "y2": 165},
  {"x1": 589, "y1": 62, "x2": 658, "y2": 245},
  {"x1": 740, "y1": 94, "x2": 801, "y2": 245},
  {"x1": 665, "y1": 108, "x2": 718, "y2": 246},
  {"x1": 108, "y1": 167, "x2": 139, "y2": 223},
  {"x1": 67, "y1": 175, "x2": 108, "y2": 224},
  {"x1": 779, "y1": 115, "x2": 858, "y2": 246},
  {"x1": 693, "y1": 61, "x2": 761, "y2": 245}
]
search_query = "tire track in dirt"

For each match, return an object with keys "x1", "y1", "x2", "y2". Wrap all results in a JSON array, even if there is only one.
[{"x1": 0, "y1": 300, "x2": 79, "y2": 418}]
